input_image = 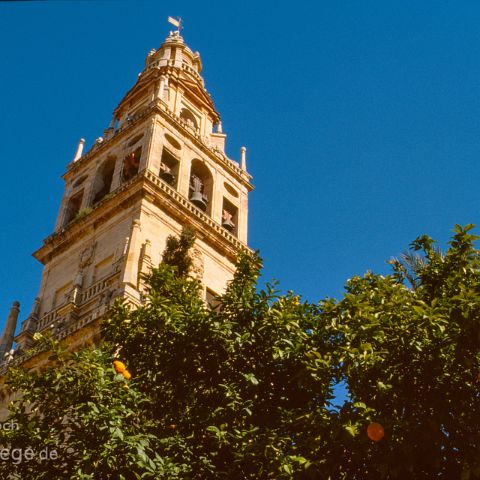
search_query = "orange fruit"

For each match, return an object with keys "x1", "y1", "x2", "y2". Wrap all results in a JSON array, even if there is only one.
[
  {"x1": 122, "y1": 370, "x2": 132, "y2": 380},
  {"x1": 113, "y1": 360, "x2": 127, "y2": 374},
  {"x1": 367, "y1": 422, "x2": 384, "y2": 442}
]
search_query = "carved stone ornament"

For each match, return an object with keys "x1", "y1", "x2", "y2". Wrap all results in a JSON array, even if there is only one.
[
  {"x1": 191, "y1": 248, "x2": 204, "y2": 280},
  {"x1": 79, "y1": 243, "x2": 96, "y2": 268}
]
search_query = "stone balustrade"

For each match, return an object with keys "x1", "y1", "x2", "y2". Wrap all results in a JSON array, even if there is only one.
[
  {"x1": 181, "y1": 62, "x2": 202, "y2": 83},
  {"x1": 80, "y1": 275, "x2": 114, "y2": 305},
  {"x1": 144, "y1": 170, "x2": 247, "y2": 251},
  {"x1": 0, "y1": 273, "x2": 121, "y2": 374}
]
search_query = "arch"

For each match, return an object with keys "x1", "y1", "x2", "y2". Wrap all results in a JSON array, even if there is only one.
[
  {"x1": 92, "y1": 156, "x2": 116, "y2": 205},
  {"x1": 222, "y1": 197, "x2": 238, "y2": 236},
  {"x1": 189, "y1": 159, "x2": 214, "y2": 215},
  {"x1": 159, "y1": 148, "x2": 180, "y2": 188},
  {"x1": 63, "y1": 190, "x2": 84, "y2": 226},
  {"x1": 122, "y1": 147, "x2": 141, "y2": 183},
  {"x1": 179, "y1": 108, "x2": 198, "y2": 130}
]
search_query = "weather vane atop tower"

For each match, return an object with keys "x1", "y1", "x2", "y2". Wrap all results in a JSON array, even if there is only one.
[{"x1": 167, "y1": 16, "x2": 183, "y2": 35}]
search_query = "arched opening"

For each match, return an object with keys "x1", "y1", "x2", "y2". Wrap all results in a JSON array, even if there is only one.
[
  {"x1": 92, "y1": 157, "x2": 116, "y2": 205},
  {"x1": 159, "y1": 148, "x2": 180, "y2": 188},
  {"x1": 222, "y1": 198, "x2": 238, "y2": 236},
  {"x1": 63, "y1": 190, "x2": 84, "y2": 226},
  {"x1": 122, "y1": 147, "x2": 141, "y2": 183},
  {"x1": 179, "y1": 108, "x2": 198, "y2": 130},
  {"x1": 189, "y1": 159, "x2": 213, "y2": 215}
]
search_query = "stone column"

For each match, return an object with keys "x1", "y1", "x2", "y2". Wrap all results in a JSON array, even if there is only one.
[
  {"x1": 158, "y1": 76, "x2": 166, "y2": 101},
  {"x1": 212, "y1": 169, "x2": 223, "y2": 224},
  {"x1": 177, "y1": 155, "x2": 192, "y2": 199},
  {"x1": 0, "y1": 301, "x2": 20, "y2": 360},
  {"x1": 122, "y1": 219, "x2": 142, "y2": 288},
  {"x1": 139, "y1": 239, "x2": 152, "y2": 289},
  {"x1": 110, "y1": 154, "x2": 124, "y2": 191},
  {"x1": 71, "y1": 272, "x2": 84, "y2": 305},
  {"x1": 173, "y1": 87, "x2": 183, "y2": 116}
]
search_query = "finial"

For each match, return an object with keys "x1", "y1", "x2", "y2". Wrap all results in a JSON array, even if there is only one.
[
  {"x1": 167, "y1": 16, "x2": 183, "y2": 35},
  {"x1": 240, "y1": 146, "x2": 247, "y2": 171},
  {"x1": 0, "y1": 301, "x2": 20, "y2": 361},
  {"x1": 73, "y1": 138, "x2": 85, "y2": 163}
]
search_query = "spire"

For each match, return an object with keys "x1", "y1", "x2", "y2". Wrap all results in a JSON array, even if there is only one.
[{"x1": 0, "y1": 301, "x2": 20, "y2": 360}]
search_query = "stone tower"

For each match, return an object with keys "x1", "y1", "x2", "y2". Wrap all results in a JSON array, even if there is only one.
[{"x1": 1, "y1": 29, "x2": 252, "y2": 370}]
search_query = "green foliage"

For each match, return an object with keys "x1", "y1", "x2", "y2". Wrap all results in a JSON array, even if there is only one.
[
  {"x1": 74, "y1": 207, "x2": 93, "y2": 222},
  {"x1": 0, "y1": 337, "x2": 179, "y2": 479},
  {"x1": 103, "y1": 249, "x2": 338, "y2": 478},
  {"x1": 324, "y1": 224, "x2": 480, "y2": 478},
  {"x1": 2, "y1": 224, "x2": 480, "y2": 478},
  {"x1": 161, "y1": 226, "x2": 196, "y2": 277}
]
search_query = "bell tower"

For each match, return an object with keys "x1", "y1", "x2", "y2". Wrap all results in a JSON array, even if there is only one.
[{"x1": 3, "y1": 28, "x2": 252, "y2": 365}]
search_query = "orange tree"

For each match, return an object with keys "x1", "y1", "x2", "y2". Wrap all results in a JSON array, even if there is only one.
[
  {"x1": 0, "y1": 229, "x2": 342, "y2": 479},
  {"x1": 103, "y1": 230, "x2": 342, "y2": 478},
  {"x1": 1, "y1": 225, "x2": 480, "y2": 479},
  {"x1": 327, "y1": 224, "x2": 480, "y2": 478},
  {"x1": 0, "y1": 339, "x2": 182, "y2": 479}
]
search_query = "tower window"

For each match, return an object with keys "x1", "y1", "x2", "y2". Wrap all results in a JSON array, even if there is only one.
[
  {"x1": 63, "y1": 190, "x2": 84, "y2": 226},
  {"x1": 205, "y1": 288, "x2": 220, "y2": 310},
  {"x1": 159, "y1": 148, "x2": 180, "y2": 188},
  {"x1": 222, "y1": 198, "x2": 238, "y2": 236},
  {"x1": 122, "y1": 147, "x2": 141, "y2": 182},
  {"x1": 179, "y1": 108, "x2": 198, "y2": 131},
  {"x1": 189, "y1": 160, "x2": 213, "y2": 215},
  {"x1": 92, "y1": 157, "x2": 116, "y2": 205}
]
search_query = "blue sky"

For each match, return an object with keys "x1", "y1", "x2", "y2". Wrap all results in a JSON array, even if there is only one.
[{"x1": 2, "y1": 1, "x2": 480, "y2": 332}]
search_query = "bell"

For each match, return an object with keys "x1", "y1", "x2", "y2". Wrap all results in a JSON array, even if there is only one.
[
  {"x1": 160, "y1": 171, "x2": 175, "y2": 185},
  {"x1": 222, "y1": 217, "x2": 235, "y2": 232},
  {"x1": 190, "y1": 191, "x2": 207, "y2": 211}
]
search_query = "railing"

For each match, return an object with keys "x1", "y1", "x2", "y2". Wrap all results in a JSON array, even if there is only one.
[
  {"x1": 144, "y1": 170, "x2": 246, "y2": 250},
  {"x1": 0, "y1": 308, "x2": 102, "y2": 375},
  {"x1": 37, "y1": 309, "x2": 59, "y2": 330},
  {"x1": 80, "y1": 276, "x2": 113, "y2": 304},
  {"x1": 181, "y1": 62, "x2": 202, "y2": 83},
  {"x1": 0, "y1": 272, "x2": 121, "y2": 374},
  {"x1": 36, "y1": 272, "x2": 118, "y2": 332}
]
